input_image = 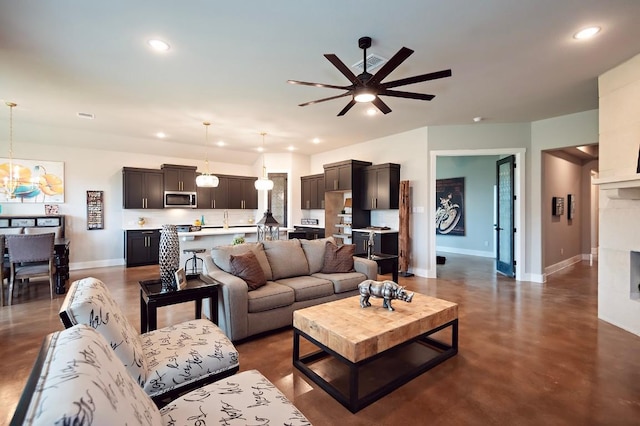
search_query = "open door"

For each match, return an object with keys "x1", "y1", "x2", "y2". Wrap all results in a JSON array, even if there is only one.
[{"x1": 496, "y1": 155, "x2": 515, "y2": 277}]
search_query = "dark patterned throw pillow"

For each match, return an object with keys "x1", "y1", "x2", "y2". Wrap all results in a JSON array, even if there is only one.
[
  {"x1": 230, "y1": 251, "x2": 267, "y2": 290},
  {"x1": 320, "y1": 242, "x2": 355, "y2": 273}
]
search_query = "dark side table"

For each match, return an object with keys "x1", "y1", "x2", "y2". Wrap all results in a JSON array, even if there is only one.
[
  {"x1": 139, "y1": 275, "x2": 219, "y2": 332},
  {"x1": 354, "y1": 253, "x2": 399, "y2": 283}
]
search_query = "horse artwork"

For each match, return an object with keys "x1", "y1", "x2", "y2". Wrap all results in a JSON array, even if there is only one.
[{"x1": 358, "y1": 280, "x2": 414, "y2": 311}]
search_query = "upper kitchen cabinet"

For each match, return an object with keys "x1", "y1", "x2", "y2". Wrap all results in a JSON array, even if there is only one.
[
  {"x1": 301, "y1": 173, "x2": 325, "y2": 209},
  {"x1": 362, "y1": 163, "x2": 400, "y2": 210},
  {"x1": 324, "y1": 159, "x2": 371, "y2": 191},
  {"x1": 122, "y1": 167, "x2": 164, "y2": 209},
  {"x1": 228, "y1": 176, "x2": 258, "y2": 209},
  {"x1": 161, "y1": 164, "x2": 197, "y2": 192},
  {"x1": 196, "y1": 175, "x2": 229, "y2": 209}
]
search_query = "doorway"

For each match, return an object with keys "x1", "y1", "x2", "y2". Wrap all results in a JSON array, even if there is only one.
[{"x1": 429, "y1": 149, "x2": 526, "y2": 281}]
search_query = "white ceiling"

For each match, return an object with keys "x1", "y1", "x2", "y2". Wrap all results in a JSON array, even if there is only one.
[{"x1": 1, "y1": 1, "x2": 640, "y2": 165}]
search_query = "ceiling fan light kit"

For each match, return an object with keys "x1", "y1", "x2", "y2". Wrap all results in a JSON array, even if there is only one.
[{"x1": 288, "y1": 36, "x2": 452, "y2": 116}]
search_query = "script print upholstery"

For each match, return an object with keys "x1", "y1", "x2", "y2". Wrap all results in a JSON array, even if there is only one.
[
  {"x1": 61, "y1": 277, "x2": 239, "y2": 400},
  {"x1": 160, "y1": 369, "x2": 312, "y2": 425},
  {"x1": 22, "y1": 324, "x2": 161, "y2": 426},
  {"x1": 141, "y1": 320, "x2": 239, "y2": 397}
]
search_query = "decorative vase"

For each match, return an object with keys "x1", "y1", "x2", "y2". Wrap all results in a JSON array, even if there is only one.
[{"x1": 159, "y1": 224, "x2": 180, "y2": 291}]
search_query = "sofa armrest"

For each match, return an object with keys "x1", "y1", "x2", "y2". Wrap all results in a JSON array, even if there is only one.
[
  {"x1": 202, "y1": 255, "x2": 249, "y2": 341},
  {"x1": 354, "y1": 256, "x2": 378, "y2": 280}
]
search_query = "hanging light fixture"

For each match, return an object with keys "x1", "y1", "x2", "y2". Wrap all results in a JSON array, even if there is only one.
[
  {"x1": 195, "y1": 121, "x2": 219, "y2": 188},
  {"x1": 254, "y1": 132, "x2": 274, "y2": 191},
  {"x1": 3, "y1": 102, "x2": 20, "y2": 199}
]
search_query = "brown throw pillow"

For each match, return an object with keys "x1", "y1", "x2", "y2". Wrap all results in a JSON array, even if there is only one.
[
  {"x1": 230, "y1": 251, "x2": 267, "y2": 290},
  {"x1": 321, "y1": 242, "x2": 355, "y2": 273}
]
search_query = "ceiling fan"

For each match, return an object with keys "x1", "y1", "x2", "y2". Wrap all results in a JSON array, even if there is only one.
[{"x1": 287, "y1": 36, "x2": 452, "y2": 116}]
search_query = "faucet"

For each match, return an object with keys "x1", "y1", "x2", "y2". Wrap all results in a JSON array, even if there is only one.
[{"x1": 223, "y1": 210, "x2": 229, "y2": 229}]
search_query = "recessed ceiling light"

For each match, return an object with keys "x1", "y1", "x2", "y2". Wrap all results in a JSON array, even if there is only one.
[
  {"x1": 257, "y1": 147, "x2": 264, "y2": 152},
  {"x1": 147, "y1": 39, "x2": 170, "y2": 51},
  {"x1": 366, "y1": 108, "x2": 377, "y2": 116},
  {"x1": 156, "y1": 132, "x2": 166, "y2": 138},
  {"x1": 573, "y1": 26, "x2": 601, "y2": 40},
  {"x1": 312, "y1": 138, "x2": 320, "y2": 144},
  {"x1": 217, "y1": 140, "x2": 225, "y2": 147},
  {"x1": 287, "y1": 146, "x2": 295, "y2": 151},
  {"x1": 473, "y1": 117, "x2": 483, "y2": 123}
]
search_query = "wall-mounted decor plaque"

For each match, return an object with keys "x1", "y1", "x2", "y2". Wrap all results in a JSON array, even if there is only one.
[{"x1": 87, "y1": 190, "x2": 104, "y2": 230}]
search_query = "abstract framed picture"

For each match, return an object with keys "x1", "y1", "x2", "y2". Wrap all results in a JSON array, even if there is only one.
[
  {"x1": 0, "y1": 158, "x2": 64, "y2": 203},
  {"x1": 567, "y1": 194, "x2": 576, "y2": 220},
  {"x1": 435, "y1": 177, "x2": 465, "y2": 236}
]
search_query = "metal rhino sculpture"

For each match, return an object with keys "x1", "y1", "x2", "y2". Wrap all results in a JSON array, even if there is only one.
[{"x1": 358, "y1": 279, "x2": 414, "y2": 311}]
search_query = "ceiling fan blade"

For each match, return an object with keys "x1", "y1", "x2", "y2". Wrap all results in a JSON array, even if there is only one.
[
  {"x1": 337, "y1": 100, "x2": 357, "y2": 116},
  {"x1": 379, "y1": 89, "x2": 435, "y2": 101},
  {"x1": 324, "y1": 54, "x2": 360, "y2": 85},
  {"x1": 287, "y1": 80, "x2": 352, "y2": 90},
  {"x1": 299, "y1": 92, "x2": 352, "y2": 107},
  {"x1": 367, "y1": 47, "x2": 414, "y2": 86},
  {"x1": 372, "y1": 97, "x2": 392, "y2": 114},
  {"x1": 381, "y1": 69, "x2": 452, "y2": 89}
]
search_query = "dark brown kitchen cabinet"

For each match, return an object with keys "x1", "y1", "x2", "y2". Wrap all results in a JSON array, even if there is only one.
[
  {"x1": 362, "y1": 163, "x2": 400, "y2": 210},
  {"x1": 125, "y1": 229, "x2": 160, "y2": 267},
  {"x1": 301, "y1": 173, "x2": 324, "y2": 209},
  {"x1": 122, "y1": 167, "x2": 164, "y2": 209},
  {"x1": 196, "y1": 175, "x2": 229, "y2": 209},
  {"x1": 352, "y1": 230, "x2": 398, "y2": 274},
  {"x1": 323, "y1": 159, "x2": 371, "y2": 191},
  {"x1": 227, "y1": 176, "x2": 258, "y2": 209},
  {"x1": 162, "y1": 164, "x2": 197, "y2": 192}
]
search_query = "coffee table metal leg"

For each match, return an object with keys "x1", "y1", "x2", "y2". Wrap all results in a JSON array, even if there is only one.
[
  {"x1": 195, "y1": 299, "x2": 202, "y2": 319},
  {"x1": 392, "y1": 258, "x2": 398, "y2": 283},
  {"x1": 148, "y1": 301, "x2": 157, "y2": 331}
]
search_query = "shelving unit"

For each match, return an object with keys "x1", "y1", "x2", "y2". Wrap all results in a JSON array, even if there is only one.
[{"x1": 333, "y1": 213, "x2": 352, "y2": 240}]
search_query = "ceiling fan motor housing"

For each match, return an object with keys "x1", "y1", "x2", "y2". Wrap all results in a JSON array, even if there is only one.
[{"x1": 358, "y1": 36, "x2": 372, "y2": 49}]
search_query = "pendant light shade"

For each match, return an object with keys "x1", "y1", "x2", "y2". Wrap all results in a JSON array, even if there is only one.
[
  {"x1": 255, "y1": 132, "x2": 274, "y2": 191},
  {"x1": 196, "y1": 122, "x2": 219, "y2": 188}
]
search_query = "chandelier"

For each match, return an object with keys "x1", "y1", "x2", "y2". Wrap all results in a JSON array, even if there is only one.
[
  {"x1": 254, "y1": 132, "x2": 274, "y2": 191},
  {"x1": 3, "y1": 101, "x2": 20, "y2": 199},
  {"x1": 195, "y1": 121, "x2": 219, "y2": 188}
]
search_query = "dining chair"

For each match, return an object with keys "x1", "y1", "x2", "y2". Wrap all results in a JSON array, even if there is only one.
[
  {"x1": 0, "y1": 235, "x2": 11, "y2": 306},
  {"x1": 6, "y1": 233, "x2": 56, "y2": 305}
]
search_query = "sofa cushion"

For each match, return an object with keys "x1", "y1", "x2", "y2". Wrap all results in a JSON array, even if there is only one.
[
  {"x1": 20, "y1": 324, "x2": 161, "y2": 426},
  {"x1": 263, "y1": 239, "x2": 310, "y2": 280},
  {"x1": 141, "y1": 319, "x2": 239, "y2": 398},
  {"x1": 301, "y1": 236, "x2": 336, "y2": 274},
  {"x1": 276, "y1": 275, "x2": 334, "y2": 301},
  {"x1": 247, "y1": 281, "x2": 295, "y2": 313},
  {"x1": 321, "y1": 242, "x2": 355, "y2": 273},
  {"x1": 211, "y1": 242, "x2": 273, "y2": 280},
  {"x1": 312, "y1": 271, "x2": 367, "y2": 294},
  {"x1": 230, "y1": 251, "x2": 267, "y2": 290},
  {"x1": 159, "y1": 369, "x2": 312, "y2": 425}
]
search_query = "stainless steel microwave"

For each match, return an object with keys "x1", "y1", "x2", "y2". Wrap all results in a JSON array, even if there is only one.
[{"x1": 164, "y1": 191, "x2": 197, "y2": 208}]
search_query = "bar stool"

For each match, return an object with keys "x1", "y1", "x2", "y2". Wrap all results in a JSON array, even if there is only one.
[{"x1": 183, "y1": 248, "x2": 206, "y2": 275}]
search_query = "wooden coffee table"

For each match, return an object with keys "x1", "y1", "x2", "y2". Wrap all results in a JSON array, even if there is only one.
[{"x1": 293, "y1": 293, "x2": 458, "y2": 412}]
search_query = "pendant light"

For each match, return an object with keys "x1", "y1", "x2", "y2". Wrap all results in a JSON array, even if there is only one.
[
  {"x1": 195, "y1": 121, "x2": 219, "y2": 188},
  {"x1": 3, "y1": 102, "x2": 20, "y2": 199},
  {"x1": 254, "y1": 132, "x2": 274, "y2": 191}
]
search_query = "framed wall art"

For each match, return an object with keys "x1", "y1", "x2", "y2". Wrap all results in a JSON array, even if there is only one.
[
  {"x1": 87, "y1": 190, "x2": 104, "y2": 230},
  {"x1": 0, "y1": 158, "x2": 64, "y2": 203},
  {"x1": 552, "y1": 196, "x2": 565, "y2": 216},
  {"x1": 435, "y1": 177, "x2": 465, "y2": 236},
  {"x1": 567, "y1": 193, "x2": 576, "y2": 220}
]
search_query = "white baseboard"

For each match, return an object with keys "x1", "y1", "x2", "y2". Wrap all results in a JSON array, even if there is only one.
[
  {"x1": 544, "y1": 254, "x2": 583, "y2": 277},
  {"x1": 435, "y1": 246, "x2": 494, "y2": 258},
  {"x1": 70, "y1": 259, "x2": 126, "y2": 271}
]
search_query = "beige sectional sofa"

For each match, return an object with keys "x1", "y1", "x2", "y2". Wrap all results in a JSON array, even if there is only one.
[{"x1": 202, "y1": 237, "x2": 378, "y2": 341}]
